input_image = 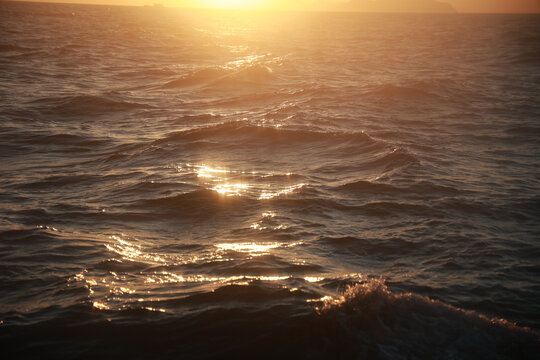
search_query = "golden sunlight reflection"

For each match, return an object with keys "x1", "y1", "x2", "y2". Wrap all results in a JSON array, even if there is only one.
[
  {"x1": 177, "y1": 162, "x2": 306, "y2": 199},
  {"x1": 305, "y1": 295, "x2": 343, "y2": 309},
  {"x1": 192, "y1": 164, "x2": 230, "y2": 179},
  {"x1": 111, "y1": 287, "x2": 136, "y2": 295},
  {"x1": 249, "y1": 211, "x2": 287, "y2": 231},
  {"x1": 79, "y1": 233, "x2": 353, "y2": 313},
  {"x1": 259, "y1": 183, "x2": 305, "y2": 200},
  {"x1": 104, "y1": 234, "x2": 229, "y2": 266},
  {"x1": 215, "y1": 240, "x2": 302, "y2": 256},
  {"x1": 212, "y1": 183, "x2": 250, "y2": 196},
  {"x1": 105, "y1": 235, "x2": 166, "y2": 264},
  {"x1": 227, "y1": 54, "x2": 269, "y2": 69},
  {"x1": 93, "y1": 301, "x2": 109, "y2": 310},
  {"x1": 105, "y1": 236, "x2": 141, "y2": 259},
  {"x1": 143, "y1": 272, "x2": 292, "y2": 285},
  {"x1": 144, "y1": 307, "x2": 167, "y2": 313},
  {"x1": 77, "y1": 266, "x2": 366, "y2": 313},
  {"x1": 216, "y1": 242, "x2": 281, "y2": 254}
]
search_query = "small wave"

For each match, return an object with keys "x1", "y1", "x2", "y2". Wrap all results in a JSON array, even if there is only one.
[
  {"x1": 365, "y1": 84, "x2": 440, "y2": 101},
  {"x1": 258, "y1": 173, "x2": 305, "y2": 182},
  {"x1": 203, "y1": 256, "x2": 323, "y2": 277},
  {"x1": 162, "y1": 67, "x2": 228, "y2": 88},
  {"x1": 118, "y1": 68, "x2": 179, "y2": 78},
  {"x1": 208, "y1": 91, "x2": 289, "y2": 107},
  {"x1": 162, "y1": 64, "x2": 275, "y2": 90},
  {"x1": 93, "y1": 258, "x2": 149, "y2": 272},
  {"x1": 21, "y1": 133, "x2": 109, "y2": 147},
  {"x1": 8, "y1": 208, "x2": 54, "y2": 225},
  {"x1": 435, "y1": 198, "x2": 499, "y2": 219},
  {"x1": 169, "y1": 112, "x2": 226, "y2": 124},
  {"x1": 366, "y1": 148, "x2": 419, "y2": 171},
  {"x1": 509, "y1": 50, "x2": 540, "y2": 65},
  {"x1": 0, "y1": 44, "x2": 31, "y2": 52},
  {"x1": 16, "y1": 174, "x2": 104, "y2": 189},
  {"x1": 135, "y1": 188, "x2": 252, "y2": 216},
  {"x1": 320, "y1": 236, "x2": 421, "y2": 256},
  {"x1": 336, "y1": 180, "x2": 459, "y2": 197},
  {"x1": 110, "y1": 181, "x2": 198, "y2": 198},
  {"x1": 30, "y1": 94, "x2": 152, "y2": 117},
  {"x1": 351, "y1": 201, "x2": 437, "y2": 217},
  {"x1": 505, "y1": 126, "x2": 540, "y2": 136},
  {"x1": 212, "y1": 64, "x2": 274, "y2": 86},
  {"x1": 318, "y1": 147, "x2": 418, "y2": 175},
  {"x1": 3, "y1": 49, "x2": 51, "y2": 60},
  {"x1": 155, "y1": 121, "x2": 376, "y2": 148},
  {"x1": 0, "y1": 227, "x2": 59, "y2": 244},
  {"x1": 336, "y1": 180, "x2": 402, "y2": 194},
  {"x1": 163, "y1": 283, "x2": 311, "y2": 306}
]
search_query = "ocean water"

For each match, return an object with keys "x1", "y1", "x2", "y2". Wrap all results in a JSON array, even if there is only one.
[{"x1": 1, "y1": 2, "x2": 539, "y2": 358}]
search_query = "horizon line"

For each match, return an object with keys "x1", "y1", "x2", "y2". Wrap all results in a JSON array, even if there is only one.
[{"x1": 4, "y1": 0, "x2": 540, "y2": 15}]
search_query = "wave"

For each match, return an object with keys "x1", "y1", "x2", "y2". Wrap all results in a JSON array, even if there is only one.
[
  {"x1": 0, "y1": 44, "x2": 32, "y2": 52},
  {"x1": 212, "y1": 64, "x2": 275, "y2": 86},
  {"x1": 505, "y1": 126, "x2": 540, "y2": 136},
  {"x1": 16, "y1": 174, "x2": 110, "y2": 189},
  {"x1": 335, "y1": 180, "x2": 459, "y2": 197},
  {"x1": 15, "y1": 133, "x2": 110, "y2": 148},
  {"x1": 314, "y1": 148, "x2": 419, "y2": 176},
  {"x1": 162, "y1": 67, "x2": 229, "y2": 88},
  {"x1": 161, "y1": 283, "x2": 312, "y2": 306},
  {"x1": 135, "y1": 188, "x2": 252, "y2": 216},
  {"x1": 162, "y1": 64, "x2": 275, "y2": 90},
  {"x1": 30, "y1": 94, "x2": 152, "y2": 117},
  {"x1": 169, "y1": 112, "x2": 227, "y2": 125},
  {"x1": 365, "y1": 84, "x2": 441, "y2": 101},
  {"x1": 347, "y1": 201, "x2": 437, "y2": 217},
  {"x1": 319, "y1": 236, "x2": 421, "y2": 256},
  {"x1": 155, "y1": 121, "x2": 377, "y2": 148},
  {"x1": 360, "y1": 148, "x2": 419, "y2": 171},
  {"x1": 2, "y1": 49, "x2": 51, "y2": 60},
  {"x1": 207, "y1": 91, "x2": 293, "y2": 107},
  {"x1": 435, "y1": 198, "x2": 501, "y2": 219},
  {"x1": 509, "y1": 50, "x2": 540, "y2": 65},
  {"x1": 109, "y1": 181, "x2": 198, "y2": 198},
  {"x1": 143, "y1": 256, "x2": 322, "y2": 279},
  {"x1": 118, "y1": 68, "x2": 179, "y2": 78},
  {"x1": 317, "y1": 279, "x2": 539, "y2": 359},
  {"x1": 2, "y1": 279, "x2": 537, "y2": 359},
  {"x1": 361, "y1": 78, "x2": 475, "y2": 106},
  {"x1": 0, "y1": 227, "x2": 60, "y2": 245}
]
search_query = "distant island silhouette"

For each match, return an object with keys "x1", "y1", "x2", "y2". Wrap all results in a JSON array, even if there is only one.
[{"x1": 337, "y1": 0, "x2": 455, "y2": 13}]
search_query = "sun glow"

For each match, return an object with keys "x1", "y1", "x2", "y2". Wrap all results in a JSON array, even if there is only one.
[{"x1": 201, "y1": 0, "x2": 266, "y2": 9}]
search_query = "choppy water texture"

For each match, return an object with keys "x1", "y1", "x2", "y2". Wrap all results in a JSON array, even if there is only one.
[{"x1": 1, "y1": 2, "x2": 539, "y2": 358}]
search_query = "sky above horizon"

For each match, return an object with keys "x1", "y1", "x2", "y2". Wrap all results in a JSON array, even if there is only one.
[{"x1": 13, "y1": 0, "x2": 540, "y2": 13}]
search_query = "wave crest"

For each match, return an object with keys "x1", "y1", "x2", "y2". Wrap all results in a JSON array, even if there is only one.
[{"x1": 317, "y1": 279, "x2": 538, "y2": 359}]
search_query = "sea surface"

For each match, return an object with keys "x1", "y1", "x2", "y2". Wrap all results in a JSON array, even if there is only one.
[{"x1": 1, "y1": 2, "x2": 539, "y2": 358}]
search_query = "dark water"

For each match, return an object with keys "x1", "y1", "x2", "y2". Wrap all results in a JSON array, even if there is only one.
[{"x1": 1, "y1": 2, "x2": 539, "y2": 358}]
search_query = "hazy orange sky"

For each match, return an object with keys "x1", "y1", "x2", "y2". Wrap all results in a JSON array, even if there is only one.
[{"x1": 14, "y1": 0, "x2": 540, "y2": 13}]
